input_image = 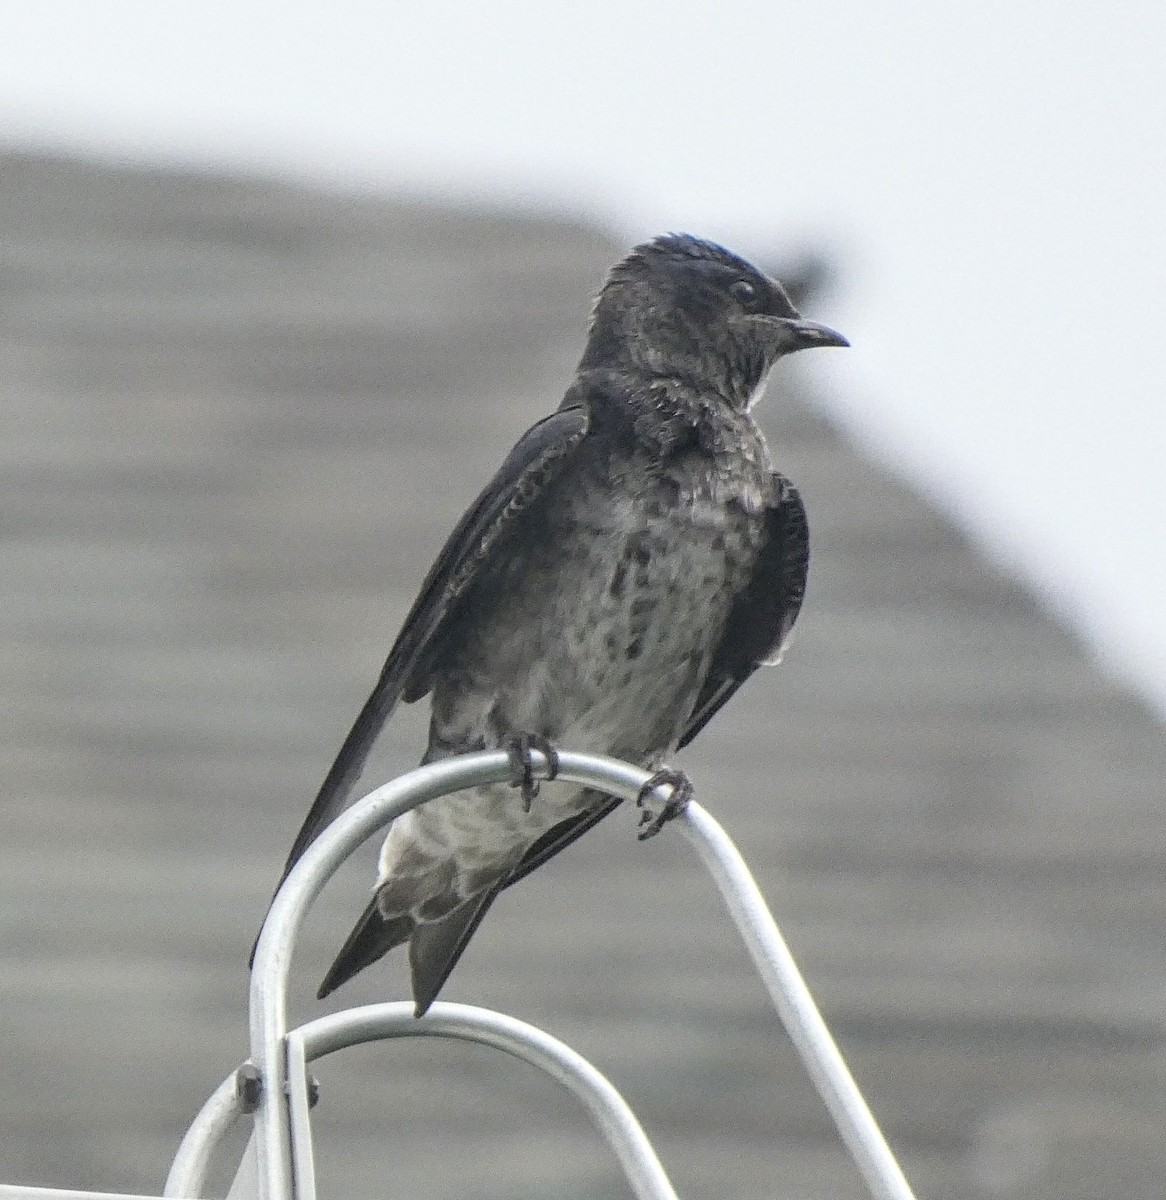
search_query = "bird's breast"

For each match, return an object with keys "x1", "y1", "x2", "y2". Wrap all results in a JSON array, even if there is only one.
[{"x1": 431, "y1": 447, "x2": 770, "y2": 765}]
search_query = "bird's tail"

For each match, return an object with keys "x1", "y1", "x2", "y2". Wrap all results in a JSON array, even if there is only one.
[
  {"x1": 408, "y1": 884, "x2": 504, "y2": 1016},
  {"x1": 316, "y1": 885, "x2": 503, "y2": 1014},
  {"x1": 317, "y1": 897, "x2": 415, "y2": 999}
]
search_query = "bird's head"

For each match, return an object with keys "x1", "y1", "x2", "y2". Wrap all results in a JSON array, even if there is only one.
[{"x1": 581, "y1": 234, "x2": 847, "y2": 410}]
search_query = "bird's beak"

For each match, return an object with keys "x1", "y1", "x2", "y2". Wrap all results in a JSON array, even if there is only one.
[{"x1": 747, "y1": 315, "x2": 849, "y2": 354}]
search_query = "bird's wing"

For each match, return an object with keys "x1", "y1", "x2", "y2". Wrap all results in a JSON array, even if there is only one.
[
  {"x1": 677, "y1": 475, "x2": 809, "y2": 750},
  {"x1": 503, "y1": 792, "x2": 624, "y2": 889},
  {"x1": 263, "y1": 403, "x2": 592, "y2": 904}
]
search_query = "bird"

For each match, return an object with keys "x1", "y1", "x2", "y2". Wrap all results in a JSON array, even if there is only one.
[{"x1": 253, "y1": 233, "x2": 847, "y2": 1015}]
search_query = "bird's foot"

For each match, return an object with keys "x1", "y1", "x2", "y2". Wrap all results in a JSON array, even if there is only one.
[
  {"x1": 505, "y1": 733, "x2": 560, "y2": 812},
  {"x1": 635, "y1": 768, "x2": 694, "y2": 840}
]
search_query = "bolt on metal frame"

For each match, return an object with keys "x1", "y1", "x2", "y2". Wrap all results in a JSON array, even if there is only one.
[{"x1": 1, "y1": 749, "x2": 918, "y2": 1200}]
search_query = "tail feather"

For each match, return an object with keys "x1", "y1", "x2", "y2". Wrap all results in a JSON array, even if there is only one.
[
  {"x1": 409, "y1": 884, "x2": 503, "y2": 1016},
  {"x1": 317, "y1": 897, "x2": 414, "y2": 999}
]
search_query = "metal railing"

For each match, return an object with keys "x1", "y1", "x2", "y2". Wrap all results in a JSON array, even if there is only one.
[{"x1": 2, "y1": 749, "x2": 918, "y2": 1200}]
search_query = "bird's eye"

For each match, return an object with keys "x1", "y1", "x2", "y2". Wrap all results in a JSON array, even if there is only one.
[{"x1": 729, "y1": 279, "x2": 758, "y2": 307}]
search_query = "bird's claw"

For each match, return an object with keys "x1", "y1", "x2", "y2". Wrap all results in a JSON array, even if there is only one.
[
  {"x1": 505, "y1": 733, "x2": 560, "y2": 811},
  {"x1": 635, "y1": 768, "x2": 694, "y2": 840}
]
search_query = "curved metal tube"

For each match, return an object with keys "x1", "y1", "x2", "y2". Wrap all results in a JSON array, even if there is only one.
[
  {"x1": 163, "y1": 999, "x2": 681, "y2": 1200},
  {"x1": 677, "y1": 804, "x2": 917, "y2": 1200},
  {"x1": 293, "y1": 1002, "x2": 679, "y2": 1200},
  {"x1": 245, "y1": 748, "x2": 916, "y2": 1200},
  {"x1": 247, "y1": 750, "x2": 651, "y2": 1197},
  {"x1": 163, "y1": 1072, "x2": 241, "y2": 1197}
]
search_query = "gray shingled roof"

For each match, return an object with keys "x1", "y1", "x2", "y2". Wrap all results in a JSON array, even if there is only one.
[{"x1": 2, "y1": 152, "x2": 1163, "y2": 1200}]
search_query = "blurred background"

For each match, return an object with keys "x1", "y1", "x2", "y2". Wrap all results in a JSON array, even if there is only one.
[{"x1": 1, "y1": 3, "x2": 1164, "y2": 1199}]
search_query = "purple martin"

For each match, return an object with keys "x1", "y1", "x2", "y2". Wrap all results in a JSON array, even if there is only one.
[{"x1": 254, "y1": 234, "x2": 847, "y2": 1015}]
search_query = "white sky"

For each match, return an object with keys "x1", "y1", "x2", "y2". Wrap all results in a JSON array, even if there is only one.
[{"x1": 3, "y1": 0, "x2": 1164, "y2": 716}]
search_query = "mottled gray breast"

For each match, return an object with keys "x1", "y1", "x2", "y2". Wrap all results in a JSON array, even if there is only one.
[{"x1": 426, "y1": 423, "x2": 774, "y2": 768}]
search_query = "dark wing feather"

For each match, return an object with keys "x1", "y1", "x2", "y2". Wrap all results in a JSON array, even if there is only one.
[
  {"x1": 255, "y1": 404, "x2": 591, "y2": 933},
  {"x1": 678, "y1": 475, "x2": 809, "y2": 750},
  {"x1": 503, "y1": 793, "x2": 623, "y2": 890}
]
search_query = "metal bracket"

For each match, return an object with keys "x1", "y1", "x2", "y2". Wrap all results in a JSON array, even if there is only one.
[
  {"x1": 163, "y1": 749, "x2": 917, "y2": 1200},
  {"x1": 234, "y1": 1064, "x2": 262, "y2": 1114}
]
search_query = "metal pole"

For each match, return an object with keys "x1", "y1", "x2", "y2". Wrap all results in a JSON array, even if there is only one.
[{"x1": 677, "y1": 803, "x2": 917, "y2": 1200}]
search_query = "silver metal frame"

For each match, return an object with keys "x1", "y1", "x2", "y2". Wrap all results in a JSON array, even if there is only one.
[{"x1": 8, "y1": 750, "x2": 920, "y2": 1200}]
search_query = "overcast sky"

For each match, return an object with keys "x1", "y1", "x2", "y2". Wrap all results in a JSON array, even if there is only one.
[{"x1": 3, "y1": 0, "x2": 1164, "y2": 715}]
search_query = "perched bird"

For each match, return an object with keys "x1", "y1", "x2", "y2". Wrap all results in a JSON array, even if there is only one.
[{"x1": 254, "y1": 234, "x2": 846, "y2": 1015}]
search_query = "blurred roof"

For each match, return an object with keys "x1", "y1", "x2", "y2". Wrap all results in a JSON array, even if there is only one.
[{"x1": 2, "y1": 151, "x2": 1163, "y2": 1200}]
